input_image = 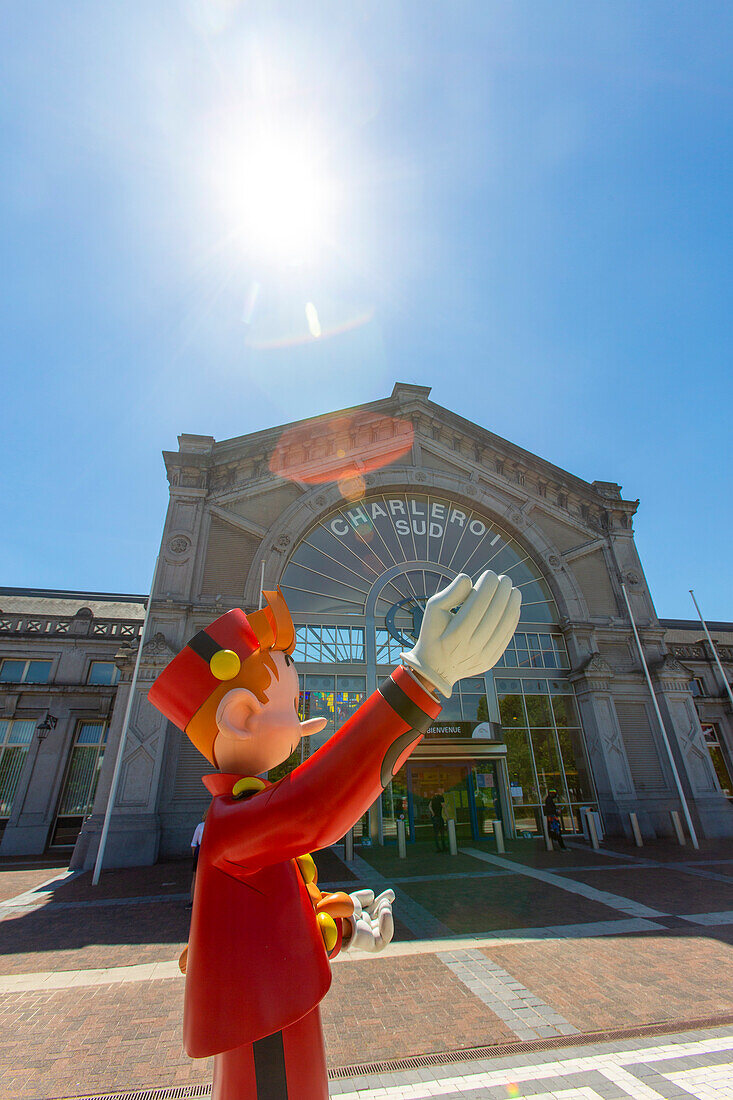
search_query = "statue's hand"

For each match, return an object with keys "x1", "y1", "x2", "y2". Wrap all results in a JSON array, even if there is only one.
[
  {"x1": 402, "y1": 571, "x2": 521, "y2": 697},
  {"x1": 343, "y1": 889, "x2": 395, "y2": 953}
]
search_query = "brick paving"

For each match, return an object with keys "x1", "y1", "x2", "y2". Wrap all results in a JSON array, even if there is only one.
[
  {"x1": 562, "y1": 865, "x2": 733, "y2": 914},
  {"x1": 486, "y1": 928, "x2": 733, "y2": 1032},
  {"x1": 0, "y1": 839, "x2": 732, "y2": 1098},
  {"x1": 0, "y1": 900, "x2": 189, "y2": 974},
  {"x1": 0, "y1": 861, "x2": 67, "y2": 904},
  {"x1": 395, "y1": 874, "x2": 625, "y2": 933},
  {"x1": 326, "y1": 954, "x2": 516, "y2": 1062}
]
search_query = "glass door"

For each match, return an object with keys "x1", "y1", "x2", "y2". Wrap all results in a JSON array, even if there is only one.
[
  {"x1": 471, "y1": 763, "x2": 502, "y2": 839},
  {"x1": 409, "y1": 764, "x2": 473, "y2": 843}
]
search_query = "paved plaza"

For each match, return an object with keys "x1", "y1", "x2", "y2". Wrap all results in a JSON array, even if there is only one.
[{"x1": 0, "y1": 836, "x2": 731, "y2": 1099}]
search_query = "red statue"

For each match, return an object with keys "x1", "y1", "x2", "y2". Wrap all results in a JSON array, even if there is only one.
[{"x1": 148, "y1": 572, "x2": 520, "y2": 1099}]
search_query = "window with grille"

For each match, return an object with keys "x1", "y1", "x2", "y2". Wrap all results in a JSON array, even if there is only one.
[
  {"x1": 614, "y1": 700, "x2": 667, "y2": 790},
  {"x1": 57, "y1": 721, "x2": 108, "y2": 817},
  {"x1": 0, "y1": 719, "x2": 35, "y2": 818}
]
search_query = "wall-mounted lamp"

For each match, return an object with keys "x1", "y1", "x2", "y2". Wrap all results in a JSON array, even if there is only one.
[{"x1": 36, "y1": 714, "x2": 58, "y2": 741}]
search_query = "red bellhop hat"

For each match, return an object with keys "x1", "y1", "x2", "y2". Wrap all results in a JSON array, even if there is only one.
[{"x1": 148, "y1": 609, "x2": 260, "y2": 733}]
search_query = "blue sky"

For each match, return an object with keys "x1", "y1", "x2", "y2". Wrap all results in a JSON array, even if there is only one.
[{"x1": 2, "y1": 2, "x2": 731, "y2": 620}]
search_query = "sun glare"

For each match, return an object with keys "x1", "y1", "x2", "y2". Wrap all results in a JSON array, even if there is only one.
[{"x1": 213, "y1": 124, "x2": 335, "y2": 265}]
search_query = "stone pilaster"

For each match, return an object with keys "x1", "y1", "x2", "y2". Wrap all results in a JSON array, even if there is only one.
[
  {"x1": 568, "y1": 653, "x2": 640, "y2": 837},
  {"x1": 651, "y1": 654, "x2": 733, "y2": 838},
  {"x1": 74, "y1": 631, "x2": 179, "y2": 870}
]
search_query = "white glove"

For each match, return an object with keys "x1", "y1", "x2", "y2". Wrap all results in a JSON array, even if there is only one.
[
  {"x1": 343, "y1": 889, "x2": 395, "y2": 953},
  {"x1": 402, "y1": 571, "x2": 521, "y2": 697}
]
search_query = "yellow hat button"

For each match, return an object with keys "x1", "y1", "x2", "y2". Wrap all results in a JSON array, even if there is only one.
[{"x1": 210, "y1": 649, "x2": 241, "y2": 680}]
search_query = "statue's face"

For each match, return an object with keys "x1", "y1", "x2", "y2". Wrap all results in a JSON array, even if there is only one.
[{"x1": 212, "y1": 651, "x2": 327, "y2": 775}]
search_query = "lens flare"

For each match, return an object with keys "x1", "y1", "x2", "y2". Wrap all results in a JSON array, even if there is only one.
[
  {"x1": 338, "y1": 473, "x2": 366, "y2": 502},
  {"x1": 305, "y1": 302, "x2": 322, "y2": 338},
  {"x1": 270, "y1": 413, "x2": 414, "y2": 485}
]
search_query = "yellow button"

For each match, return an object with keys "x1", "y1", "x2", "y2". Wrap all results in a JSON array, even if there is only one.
[
  {"x1": 317, "y1": 912, "x2": 338, "y2": 952},
  {"x1": 296, "y1": 853, "x2": 317, "y2": 884},
  {"x1": 210, "y1": 649, "x2": 241, "y2": 680},
  {"x1": 232, "y1": 777, "x2": 266, "y2": 799}
]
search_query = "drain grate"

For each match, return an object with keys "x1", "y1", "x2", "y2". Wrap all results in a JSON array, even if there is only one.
[
  {"x1": 328, "y1": 1012, "x2": 733, "y2": 1079},
  {"x1": 57, "y1": 1087, "x2": 211, "y2": 1100},
  {"x1": 53, "y1": 1013, "x2": 733, "y2": 1099}
]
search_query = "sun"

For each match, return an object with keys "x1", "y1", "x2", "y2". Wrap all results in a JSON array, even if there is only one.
[{"x1": 211, "y1": 121, "x2": 336, "y2": 266}]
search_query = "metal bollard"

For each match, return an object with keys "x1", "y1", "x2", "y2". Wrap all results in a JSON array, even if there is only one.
[
  {"x1": 344, "y1": 829, "x2": 354, "y2": 862},
  {"x1": 586, "y1": 810, "x2": 600, "y2": 851},
  {"x1": 493, "y1": 819, "x2": 505, "y2": 854},
  {"x1": 629, "y1": 812, "x2": 643, "y2": 848},
  {"x1": 397, "y1": 819, "x2": 407, "y2": 859},
  {"x1": 447, "y1": 818, "x2": 458, "y2": 855},
  {"x1": 671, "y1": 810, "x2": 686, "y2": 846},
  {"x1": 541, "y1": 815, "x2": 553, "y2": 852}
]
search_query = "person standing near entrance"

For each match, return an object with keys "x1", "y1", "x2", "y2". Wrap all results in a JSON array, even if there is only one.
[
  {"x1": 543, "y1": 790, "x2": 566, "y2": 850},
  {"x1": 430, "y1": 790, "x2": 447, "y2": 851},
  {"x1": 187, "y1": 813, "x2": 206, "y2": 908}
]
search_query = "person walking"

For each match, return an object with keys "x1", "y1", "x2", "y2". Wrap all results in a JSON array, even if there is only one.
[
  {"x1": 187, "y1": 813, "x2": 206, "y2": 908},
  {"x1": 430, "y1": 790, "x2": 447, "y2": 852},
  {"x1": 543, "y1": 790, "x2": 566, "y2": 850}
]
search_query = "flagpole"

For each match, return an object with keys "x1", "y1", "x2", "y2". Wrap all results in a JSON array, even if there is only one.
[
  {"x1": 621, "y1": 584, "x2": 699, "y2": 849},
  {"x1": 259, "y1": 560, "x2": 266, "y2": 609},
  {"x1": 689, "y1": 590, "x2": 733, "y2": 711},
  {"x1": 92, "y1": 555, "x2": 160, "y2": 885}
]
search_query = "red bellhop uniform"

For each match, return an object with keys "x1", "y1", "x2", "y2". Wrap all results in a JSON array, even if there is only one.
[{"x1": 185, "y1": 664, "x2": 441, "y2": 1100}]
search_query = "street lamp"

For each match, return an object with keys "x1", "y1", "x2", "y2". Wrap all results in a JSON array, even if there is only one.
[{"x1": 36, "y1": 714, "x2": 58, "y2": 741}]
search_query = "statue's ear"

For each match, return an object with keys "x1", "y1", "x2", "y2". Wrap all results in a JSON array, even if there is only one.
[{"x1": 216, "y1": 688, "x2": 263, "y2": 737}]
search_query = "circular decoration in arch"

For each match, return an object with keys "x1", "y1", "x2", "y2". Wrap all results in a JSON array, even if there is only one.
[{"x1": 279, "y1": 492, "x2": 558, "y2": 625}]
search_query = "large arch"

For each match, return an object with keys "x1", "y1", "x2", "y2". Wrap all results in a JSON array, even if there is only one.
[{"x1": 245, "y1": 466, "x2": 591, "y2": 627}]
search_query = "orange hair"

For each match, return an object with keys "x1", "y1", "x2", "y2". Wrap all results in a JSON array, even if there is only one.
[{"x1": 186, "y1": 589, "x2": 295, "y2": 765}]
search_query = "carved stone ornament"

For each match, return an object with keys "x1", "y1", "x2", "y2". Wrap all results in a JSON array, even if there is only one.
[
  {"x1": 314, "y1": 495, "x2": 327, "y2": 508},
  {"x1": 277, "y1": 534, "x2": 291, "y2": 549},
  {"x1": 547, "y1": 554, "x2": 561, "y2": 570},
  {"x1": 653, "y1": 654, "x2": 689, "y2": 679},
  {"x1": 581, "y1": 652, "x2": 614, "y2": 678},
  {"x1": 141, "y1": 632, "x2": 178, "y2": 666},
  {"x1": 167, "y1": 535, "x2": 191, "y2": 555},
  {"x1": 510, "y1": 512, "x2": 524, "y2": 527},
  {"x1": 625, "y1": 571, "x2": 641, "y2": 586},
  {"x1": 670, "y1": 643, "x2": 705, "y2": 660},
  {"x1": 415, "y1": 471, "x2": 427, "y2": 482}
]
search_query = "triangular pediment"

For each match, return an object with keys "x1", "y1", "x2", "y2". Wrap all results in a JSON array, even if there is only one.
[{"x1": 166, "y1": 383, "x2": 637, "y2": 537}]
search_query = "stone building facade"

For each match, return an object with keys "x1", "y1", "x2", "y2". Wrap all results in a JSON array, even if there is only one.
[
  {"x1": 0, "y1": 590, "x2": 144, "y2": 856},
  {"x1": 2, "y1": 384, "x2": 732, "y2": 866}
]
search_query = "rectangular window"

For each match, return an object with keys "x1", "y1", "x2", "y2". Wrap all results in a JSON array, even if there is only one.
[
  {"x1": 87, "y1": 661, "x2": 120, "y2": 686},
  {"x1": 496, "y1": 676, "x2": 597, "y2": 832},
  {"x1": 375, "y1": 629, "x2": 403, "y2": 665},
  {"x1": 293, "y1": 625, "x2": 365, "y2": 663},
  {"x1": 702, "y1": 723, "x2": 733, "y2": 799},
  {"x1": 495, "y1": 634, "x2": 569, "y2": 670},
  {"x1": 0, "y1": 719, "x2": 35, "y2": 818},
  {"x1": 0, "y1": 659, "x2": 52, "y2": 684}
]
